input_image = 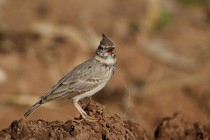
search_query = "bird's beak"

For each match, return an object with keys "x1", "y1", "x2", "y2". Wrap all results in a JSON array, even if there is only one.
[{"x1": 107, "y1": 46, "x2": 115, "y2": 54}]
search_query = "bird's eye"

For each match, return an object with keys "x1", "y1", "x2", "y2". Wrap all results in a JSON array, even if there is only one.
[{"x1": 98, "y1": 46, "x2": 104, "y2": 50}]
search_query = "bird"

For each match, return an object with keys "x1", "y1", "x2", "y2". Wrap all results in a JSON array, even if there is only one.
[{"x1": 24, "y1": 34, "x2": 116, "y2": 120}]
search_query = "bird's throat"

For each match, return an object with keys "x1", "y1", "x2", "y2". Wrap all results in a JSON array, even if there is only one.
[{"x1": 94, "y1": 55, "x2": 116, "y2": 65}]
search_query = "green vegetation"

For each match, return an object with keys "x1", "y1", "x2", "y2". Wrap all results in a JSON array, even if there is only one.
[
  {"x1": 178, "y1": 0, "x2": 207, "y2": 5},
  {"x1": 155, "y1": 9, "x2": 173, "y2": 31}
]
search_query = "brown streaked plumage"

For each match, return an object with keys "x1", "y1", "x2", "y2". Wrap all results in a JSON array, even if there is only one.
[{"x1": 24, "y1": 34, "x2": 116, "y2": 119}]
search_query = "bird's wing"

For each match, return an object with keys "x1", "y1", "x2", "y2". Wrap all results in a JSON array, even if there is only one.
[{"x1": 40, "y1": 59, "x2": 107, "y2": 102}]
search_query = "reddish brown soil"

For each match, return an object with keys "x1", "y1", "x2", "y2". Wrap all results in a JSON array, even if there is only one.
[
  {"x1": 1, "y1": 103, "x2": 210, "y2": 140},
  {"x1": 0, "y1": 0, "x2": 210, "y2": 139},
  {"x1": 155, "y1": 113, "x2": 210, "y2": 140},
  {"x1": 0, "y1": 103, "x2": 149, "y2": 140}
]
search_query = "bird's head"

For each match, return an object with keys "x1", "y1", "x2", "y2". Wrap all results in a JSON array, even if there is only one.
[{"x1": 94, "y1": 34, "x2": 116, "y2": 64}]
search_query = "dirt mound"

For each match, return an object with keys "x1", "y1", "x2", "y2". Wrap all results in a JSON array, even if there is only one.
[
  {"x1": 0, "y1": 103, "x2": 149, "y2": 140},
  {"x1": 155, "y1": 113, "x2": 210, "y2": 140},
  {"x1": 1, "y1": 103, "x2": 209, "y2": 140}
]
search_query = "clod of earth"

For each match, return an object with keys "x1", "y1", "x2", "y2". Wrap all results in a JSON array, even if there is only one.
[
  {"x1": 0, "y1": 103, "x2": 210, "y2": 140},
  {"x1": 155, "y1": 112, "x2": 210, "y2": 140},
  {"x1": 0, "y1": 103, "x2": 149, "y2": 140}
]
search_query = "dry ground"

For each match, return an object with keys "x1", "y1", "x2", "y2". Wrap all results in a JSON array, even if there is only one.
[{"x1": 0, "y1": 0, "x2": 210, "y2": 138}]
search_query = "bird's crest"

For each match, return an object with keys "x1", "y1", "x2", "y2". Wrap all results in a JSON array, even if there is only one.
[{"x1": 100, "y1": 34, "x2": 114, "y2": 46}]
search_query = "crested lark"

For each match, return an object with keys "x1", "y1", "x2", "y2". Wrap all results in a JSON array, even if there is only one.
[{"x1": 24, "y1": 34, "x2": 116, "y2": 119}]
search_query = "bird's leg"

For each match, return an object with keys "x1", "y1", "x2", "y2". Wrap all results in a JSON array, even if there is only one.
[
  {"x1": 73, "y1": 99, "x2": 98, "y2": 121},
  {"x1": 73, "y1": 100, "x2": 88, "y2": 119},
  {"x1": 89, "y1": 97, "x2": 93, "y2": 103}
]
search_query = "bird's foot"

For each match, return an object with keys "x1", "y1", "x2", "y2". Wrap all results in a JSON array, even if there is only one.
[{"x1": 83, "y1": 115, "x2": 98, "y2": 122}]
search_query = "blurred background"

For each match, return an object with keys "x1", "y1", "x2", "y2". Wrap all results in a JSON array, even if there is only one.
[{"x1": 0, "y1": 0, "x2": 210, "y2": 133}]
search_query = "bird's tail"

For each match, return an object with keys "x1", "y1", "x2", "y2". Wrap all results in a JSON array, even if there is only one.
[{"x1": 24, "y1": 99, "x2": 43, "y2": 117}]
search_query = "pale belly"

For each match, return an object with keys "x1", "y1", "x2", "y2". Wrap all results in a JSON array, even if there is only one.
[{"x1": 72, "y1": 82, "x2": 107, "y2": 101}]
